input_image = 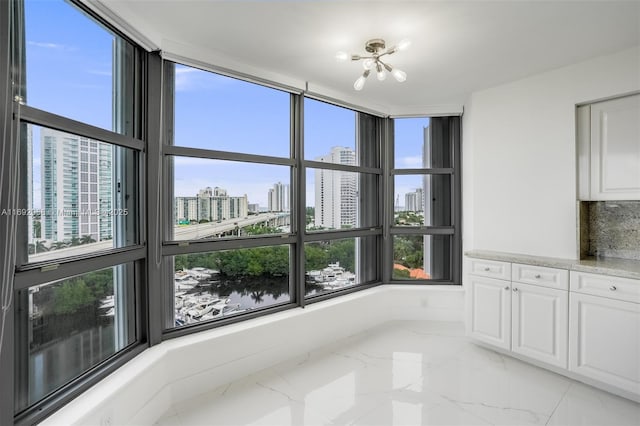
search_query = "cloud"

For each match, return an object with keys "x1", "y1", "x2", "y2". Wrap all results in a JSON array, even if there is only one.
[
  {"x1": 399, "y1": 155, "x2": 423, "y2": 168},
  {"x1": 27, "y1": 41, "x2": 74, "y2": 51},
  {"x1": 174, "y1": 65, "x2": 230, "y2": 92}
]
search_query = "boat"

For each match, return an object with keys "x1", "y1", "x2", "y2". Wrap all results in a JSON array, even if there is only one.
[
  {"x1": 99, "y1": 295, "x2": 114, "y2": 309},
  {"x1": 174, "y1": 271, "x2": 199, "y2": 290},
  {"x1": 184, "y1": 268, "x2": 213, "y2": 280}
]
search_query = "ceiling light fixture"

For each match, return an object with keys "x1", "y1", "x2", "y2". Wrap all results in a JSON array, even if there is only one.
[{"x1": 336, "y1": 38, "x2": 409, "y2": 91}]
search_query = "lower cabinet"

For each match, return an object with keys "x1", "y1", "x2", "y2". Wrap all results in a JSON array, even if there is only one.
[
  {"x1": 468, "y1": 257, "x2": 640, "y2": 401},
  {"x1": 467, "y1": 260, "x2": 568, "y2": 368},
  {"x1": 569, "y1": 291, "x2": 640, "y2": 396},
  {"x1": 468, "y1": 275, "x2": 511, "y2": 350},
  {"x1": 512, "y1": 282, "x2": 568, "y2": 368}
]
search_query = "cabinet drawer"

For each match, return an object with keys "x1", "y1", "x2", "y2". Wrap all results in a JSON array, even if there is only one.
[
  {"x1": 466, "y1": 258, "x2": 511, "y2": 280},
  {"x1": 512, "y1": 263, "x2": 569, "y2": 290},
  {"x1": 570, "y1": 271, "x2": 640, "y2": 304}
]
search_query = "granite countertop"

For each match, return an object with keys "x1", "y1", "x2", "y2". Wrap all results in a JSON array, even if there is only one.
[{"x1": 465, "y1": 250, "x2": 640, "y2": 280}]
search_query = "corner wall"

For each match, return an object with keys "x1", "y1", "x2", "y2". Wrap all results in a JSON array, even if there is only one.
[
  {"x1": 463, "y1": 46, "x2": 640, "y2": 259},
  {"x1": 40, "y1": 285, "x2": 464, "y2": 426}
]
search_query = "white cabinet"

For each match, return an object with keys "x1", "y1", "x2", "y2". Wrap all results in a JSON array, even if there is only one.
[
  {"x1": 467, "y1": 260, "x2": 568, "y2": 367},
  {"x1": 468, "y1": 275, "x2": 511, "y2": 350},
  {"x1": 569, "y1": 272, "x2": 640, "y2": 396},
  {"x1": 578, "y1": 94, "x2": 640, "y2": 200},
  {"x1": 467, "y1": 256, "x2": 640, "y2": 401},
  {"x1": 511, "y1": 282, "x2": 568, "y2": 368}
]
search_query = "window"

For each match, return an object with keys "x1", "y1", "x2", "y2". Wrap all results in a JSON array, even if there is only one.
[
  {"x1": 303, "y1": 98, "x2": 382, "y2": 299},
  {"x1": 165, "y1": 63, "x2": 296, "y2": 330},
  {"x1": 173, "y1": 64, "x2": 290, "y2": 157},
  {"x1": 9, "y1": 1, "x2": 145, "y2": 422},
  {"x1": 14, "y1": 263, "x2": 136, "y2": 411},
  {"x1": 171, "y1": 157, "x2": 290, "y2": 239},
  {"x1": 171, "y1": 246, "x2": 291, "y2": 327},
  {"x1": 26, "y1": 124, "x2": 137, "y2": 262},
  {"x1": 390, "y1": 117, "x2": 461, "y2": 283}
]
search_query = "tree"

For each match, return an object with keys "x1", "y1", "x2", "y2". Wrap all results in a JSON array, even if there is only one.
[
  {"x1": 33, "y1": 220, "x2": 41, "y2": 238},
  {"x1": 244, "y1": 224, "x2": 279, "y2": 235},
  {"x1": 80, "y1": 235, "x2": 96, "y2": 245},
  {"x1": 35, "y1": 240, "x2": 48, "y2": 253},
  {"x1": 53, "y1": 279, "x2": 94, "y2": 315},
  {"x1": 305, "y1": 207, "x2": 315, "y2": 225},
  {"x1": 51, "y1": 241, "x2": 67, "y2": 250},
  {"x1": 68, "y1": 237, "x2": 81, "y2": 247}
]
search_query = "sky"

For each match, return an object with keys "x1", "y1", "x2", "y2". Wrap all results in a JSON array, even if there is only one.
[{"x1": 26, "y1": 0, "x2": 430, "y2": 210}]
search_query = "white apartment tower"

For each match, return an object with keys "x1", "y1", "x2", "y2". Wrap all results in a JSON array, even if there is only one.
[
  {"x1": 175, "y1": 187, "x2": 248, "y2": 223},
  {"x1": 314, "y1": 146, "x2": 357, "y2": 229},
  {"x1": 268, "y1": 182, "x2": 289, "y2": 212},
  {"x1": 41, "y1": 128, "x2": 113, "y2": 242},
  {"x1": 405, "y1": 188, "x2": 424, "y2": 212}
]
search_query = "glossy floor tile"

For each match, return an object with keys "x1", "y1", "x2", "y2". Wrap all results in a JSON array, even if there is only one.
[{"x1": 155, "y1": 321, "x2": 640, "y2": 426}]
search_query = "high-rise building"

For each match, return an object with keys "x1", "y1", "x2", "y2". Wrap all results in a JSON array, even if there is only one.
[
  {"x1": 41, "y1": 128, "x2": 112, "y2": 242},
  {"x1": 314, "y1": 146, "x2": 357, "y2": 229},
  {"x1": 268, "y1": 182, "x2": 289, "y2": 212},
  {"x1": 174, "y1": 187, "x2": 248, "y2": 223},
  {"x1": 405, "y1": 188, "x2": 424, "y2": 212}
]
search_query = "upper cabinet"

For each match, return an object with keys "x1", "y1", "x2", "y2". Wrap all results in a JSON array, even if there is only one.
[{"x1": 578, "y1": 94, "x2": 640, "y2": 200}]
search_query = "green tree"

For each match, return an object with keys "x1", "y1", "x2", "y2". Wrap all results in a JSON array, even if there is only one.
[
  {"x1": 244, "y1": 224, "x2": 280, "y2": 235},
  {"x1": 33, "y1": 219, "x2": 41, "y2": 238},
  {"x1": 51, "y1": 241, "x2": 67, "y2": 250},
  {"x1": 305, "y1": 207, "x2": 315, "y2": 225},
  {"x1": 53, "y1": 279, "x2": 94, "y2": 314},
  {"x1": 305, "y1": 243, "x2": 329, "y2": 271},
  {"x1": 393, "y1": 268, "x2": 411, "y2": 279},
  {"x1": 80, "y1": 234, "x2": 96, "y2": 245}
]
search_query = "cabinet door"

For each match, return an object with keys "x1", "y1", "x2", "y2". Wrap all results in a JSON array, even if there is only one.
[
  {"x1": 512, "y1": 283, "x2": 568, "y2": 368},
  {"x1": 468, "y1": 276, "x2": 511, "y2": 350},
  {"x1": 590, "y1": 94, "x2": 640, "y2": 200},
  {"x1": 569, "y1": 293, "x2": 640, "y2": 395}
]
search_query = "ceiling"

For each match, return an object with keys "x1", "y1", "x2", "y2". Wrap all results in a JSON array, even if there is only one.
[{"x1": 95, "y1": 1, "x2": 640, "y2": 115}]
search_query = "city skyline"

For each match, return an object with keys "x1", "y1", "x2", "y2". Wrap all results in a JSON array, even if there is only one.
[{"x1": 25, "y1": 1, "x2": 431, "y2": 234}]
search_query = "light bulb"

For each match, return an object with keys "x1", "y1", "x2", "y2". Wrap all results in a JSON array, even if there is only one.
[
  {"x1": 335, "y1": 51, "x2": 349, "y2": 62},
  {"x1": 391, "y1": 68, "x2": 407, "y2": 82},
  {"x1": 363, "y1": 58, "x2": 375, "y2": 70},
  {"x1": 376, "y1": 63, "x2": 386, "y2": 81},
  {"x1": 354, "y1": 70, "x2": 370, "y2": 91},
  {"x1": 397, "y1": 39, "x2": 411, "y2": 51}
]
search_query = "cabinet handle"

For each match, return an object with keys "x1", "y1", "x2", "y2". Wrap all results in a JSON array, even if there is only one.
[
  {"x1": 534, "y1": 274, "x2": 541, "y2": 279},
  {"x1": 513, "y1": 288, "x2": 519, "y2": 292},
  {"x1": 484, "y1": 267, "x2": 490, "y2": 271},
  {"x1": 609, "y1": 285, "x2": 617, "y2": 291},
  {"x1": 504, "y1": 286, "x2": 510, "y2": 290}
]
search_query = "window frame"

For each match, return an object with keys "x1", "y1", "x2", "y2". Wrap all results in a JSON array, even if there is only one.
[
  {"x1": 6, "y1": 1, "x2": 151, "y2": 423},
  {"x1": 161, "y1": 61, "x2": 301, "y2": 336},
  {"x1": 386, "y1": 116, "x2": 462, "y2": 285},
  {"x1": 301, "y1": 97, "x2": 384, "y2": 303}
]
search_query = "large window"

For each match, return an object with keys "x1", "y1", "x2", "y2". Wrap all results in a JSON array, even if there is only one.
[
  {"x1": 9, "y1": 1, "x2": 145, "y2": 422},
  {"x1": 390, "y1": 117, "x2": 461, "y2": 283},
  {"x1": 164, "y1": 63, "x2": 296, "y2": 330},
  {"x1": 303, "y1": 98, "x2": 382, "y2": 298},
  {"x1": 1, "y1": 1, "x2": 461, "y2": 423}
]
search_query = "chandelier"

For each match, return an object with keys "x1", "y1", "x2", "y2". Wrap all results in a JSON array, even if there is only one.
[{"x1": 336, "y1": 38, "x2": 410, "y2": 90}]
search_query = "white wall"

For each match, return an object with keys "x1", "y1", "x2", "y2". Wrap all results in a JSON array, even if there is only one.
[
  {"x1": 463, "y1": 46, "x2": 640, "y2": 259},
  {"x1": 41, "y1": 285, "x2": 463, "y2": 426}
]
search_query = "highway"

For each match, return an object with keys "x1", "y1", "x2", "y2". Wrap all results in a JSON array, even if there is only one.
[{"x1": 30, "y1": 213, "x2": 290, "y2": 262}]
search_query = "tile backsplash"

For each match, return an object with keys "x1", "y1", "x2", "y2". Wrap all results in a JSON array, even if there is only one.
[{"x1": 581, "y1": 201, "x2": 640, "y2": 260}]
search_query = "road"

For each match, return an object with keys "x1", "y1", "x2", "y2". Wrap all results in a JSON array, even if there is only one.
[{"x1": 30, "y1": 213, "x2": 290, "y2": 262}]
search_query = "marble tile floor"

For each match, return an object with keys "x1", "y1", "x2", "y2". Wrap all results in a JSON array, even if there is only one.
[{"x1": 155, "y1": 321, "x2": 640, "y2": 426}]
